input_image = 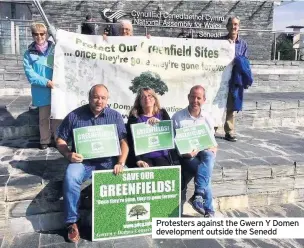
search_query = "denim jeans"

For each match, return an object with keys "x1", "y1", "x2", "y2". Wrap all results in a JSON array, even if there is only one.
[
  {"x1": 63, "y1": 162, "x2": 110, "y2": 224},
  {"x1": 181, "y1": 150, "x2": 215, "y2": 213}
]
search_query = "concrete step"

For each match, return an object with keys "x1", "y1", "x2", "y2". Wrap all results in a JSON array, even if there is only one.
[
  {"x1": 251, "y1": 60, "x2": 304, "y2": 72},
  {"x1": 237, "y1": 92, "x2": 304, "y2": 128},
  {"x1": 1, "y1": 92, "x2": 304, "y2": 139},
  {"x1": 0, "y1": 126, "x2": 304, "y2": 234},
  {"x1": 0, "y1": 96, "x2": 39, "y2": 139},
  {"x1": 249, "y1": 73, "x2": 304, "y2": 93}
]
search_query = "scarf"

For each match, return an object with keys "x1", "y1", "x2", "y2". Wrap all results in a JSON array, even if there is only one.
[{"x1": 35, "y1": 41, "x2": 48, "y2": 54}]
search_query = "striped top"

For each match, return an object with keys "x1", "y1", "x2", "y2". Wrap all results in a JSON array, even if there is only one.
[
  {"x1": 235, "y1": 36, "x2": 248, "y2": 58},
  {"x1": 57, "y1": 105, "x2": 127, "y2": 169}
]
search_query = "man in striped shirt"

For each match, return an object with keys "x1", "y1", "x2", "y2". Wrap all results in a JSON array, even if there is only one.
[{"x1": 56, "y1": 84, "x2": 129, "y2": 243}]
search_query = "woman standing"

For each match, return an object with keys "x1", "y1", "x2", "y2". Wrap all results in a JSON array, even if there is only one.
[
  {"x1": 23, "y1": 23, "x2": 58, "y2": 149},
  {"x1": 127, "y1": 88, "x2": 176, "y2": 167}
]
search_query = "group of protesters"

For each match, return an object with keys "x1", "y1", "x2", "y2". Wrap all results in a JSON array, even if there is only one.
[{"x1": 23, "y1": 15, "x2": 251, "y2": 243}]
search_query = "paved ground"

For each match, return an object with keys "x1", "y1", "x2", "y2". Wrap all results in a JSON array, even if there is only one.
[
  {"x1": 1, "y1": 127, "x2": 304, "y2": 247},
  {"x1": 1, "y1": 202, "x2": 304, "y2": 248}
]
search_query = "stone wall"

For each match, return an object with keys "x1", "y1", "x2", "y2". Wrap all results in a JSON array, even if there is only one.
[
  {"x1": 31, "y1": 0, "x2": 275, "y2": 60},
  {"x1": 250, "y1": 60, "x2": 304, "y2": 93}
]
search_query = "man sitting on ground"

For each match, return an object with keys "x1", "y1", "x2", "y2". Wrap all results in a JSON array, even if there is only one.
[
  {"x1": 172, "y1": 85, "x2": 217, "y2": 217},
  {"x1": 56, "y1": 84, "x2": 129, "y2": 242}
]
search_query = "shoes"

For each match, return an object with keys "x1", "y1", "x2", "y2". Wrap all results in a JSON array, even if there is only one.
[
  {"x1": 189, "y1": 194, "x2": 205, "y2": 215},
  {"x1": 67, "y1": 223, "x2": 80, "y2": 243},
  {"x1": 224, "y1": 133, "x2": 237, "y2": 142},
  {"x1": 39, "y1": 144, "x2": 49, "y2": 150},
  {"x1": 204, "y1": 212, "x2": 215, "y2": 218},
  {"x1": 39, "y1": 142, "x2": 56, "y2": 150}
]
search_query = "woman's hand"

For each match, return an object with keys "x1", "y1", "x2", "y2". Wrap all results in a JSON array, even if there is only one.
[
  {"x1": 147, "y1": 117, "x2": 160, "y2": 125},
  {"x1": 136, "y1": 160, "x2": 149, "y2": 168},
  {"x1": 47, "y1": 80, "x2": 54, "y2": 89}
]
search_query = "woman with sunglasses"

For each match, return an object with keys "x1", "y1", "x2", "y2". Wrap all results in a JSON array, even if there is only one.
[
  {"x1": 23, "y1": 23, "x2": 59, "y2": 150},
  {"x1": 126, "y1": 88, "x2": 177, "y2": 168}
]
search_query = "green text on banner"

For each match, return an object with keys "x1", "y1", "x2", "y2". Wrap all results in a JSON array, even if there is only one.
[
  {"x1": 92, "y1": 166, "x2": 181, "y2": 241},
  {"x1": 73, "y1": 124, "x2": 121, "y2": 159},
  {"x1": 175, "y1": 123, "x2": 217, "y2": 154}
]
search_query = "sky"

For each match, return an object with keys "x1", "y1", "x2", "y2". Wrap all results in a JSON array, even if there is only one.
[{"x1": 273, "y1": 1, "x2": 304, "y2": 31}]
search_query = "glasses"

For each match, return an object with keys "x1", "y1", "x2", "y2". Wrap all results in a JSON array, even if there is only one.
[
  {"x1": 141, "y1": 94, "x2": 154, "y2": 99},
  {"x1": 32, "y1": 32, "x2": 46, "y2": 37}
]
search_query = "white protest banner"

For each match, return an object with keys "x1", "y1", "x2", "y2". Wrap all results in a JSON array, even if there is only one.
[{"x1": 51, "y1": 30, "x2": 234, "y2": 126}]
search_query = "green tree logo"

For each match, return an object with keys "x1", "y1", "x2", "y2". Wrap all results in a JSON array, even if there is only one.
[
  {"x1": 128, "y1": 205, "x2": 148, "y2": 219},
  {"x1": 129, "y1": 71, "x2": 168, "y2": 95}
]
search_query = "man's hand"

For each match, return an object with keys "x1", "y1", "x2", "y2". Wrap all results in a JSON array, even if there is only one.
[
  {"x1": 228, "y1": 38, "x2": 234, "y2": 44},
  {"x1": 146, "y1": 34, "x2": 151, "y2": 39},
  {"x1": 113, "y1": 163, "x2": 124, "y2": 175},
  {"x1": 183, "y1": 149, "x2": 199, "y2": 159},
  {"x1": 103, "y1": 34, "x2": 108, "y2": 42},
  {"x1": 136, "y1": 160, "x2": 149, "y2": 168},
  {"x1": 47, "y1": 80, "x2": 54, "y2": 89},
  {"x1": 208, "y1": 146, "x2": 218, "y2": 155},
  {"x1": 67, "y1": 152, "x2": 83, "y2": 163},
  {"x1": 147, "y1": 117, "x2": 160, "y2": 125}
]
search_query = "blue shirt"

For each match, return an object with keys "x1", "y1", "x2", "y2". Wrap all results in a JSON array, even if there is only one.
[
  {"x1": 235, "y1": 36, "x2": 248, "y2": 58},
  {"x1": 222, "y1": 35, "x2": 248, "y2": 58},
  {"x1": 57, "y1": 105, "x2": 127, "y2": 169}
]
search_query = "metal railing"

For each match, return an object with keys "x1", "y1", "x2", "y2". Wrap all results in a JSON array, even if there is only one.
[
  {"x1": 1, "y1": 19, "x2": 304, "y2": 61},
  {"x1": 0, "y1": 19, "x2": 77, "y2": 55}
]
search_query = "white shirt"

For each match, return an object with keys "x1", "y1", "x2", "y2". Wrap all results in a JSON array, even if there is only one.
[{"x1": 172, "y1": 107, "x2": 215, "y2": 135}]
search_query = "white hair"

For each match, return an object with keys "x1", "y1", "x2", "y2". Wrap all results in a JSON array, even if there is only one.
[{"x1": 119, "y1": 19, "x2": 133, "y2": 31}]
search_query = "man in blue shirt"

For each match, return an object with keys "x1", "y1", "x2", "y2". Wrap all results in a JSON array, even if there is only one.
[
  {"x1": 56, "y1": 84, "x2": 129, "y2": 243},
  {"x1": 224, "y1": 16, "x2": 248, "y2": 142}
]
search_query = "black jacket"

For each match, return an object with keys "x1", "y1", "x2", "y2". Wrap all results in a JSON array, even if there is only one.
[{"x1": 81, "y1": 22, "x2": 96, "y2": 35}]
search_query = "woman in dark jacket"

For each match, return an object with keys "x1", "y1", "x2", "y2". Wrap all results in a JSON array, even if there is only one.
[{"x1": 126, "y1": 87, "x2": 175, "y2": 167}]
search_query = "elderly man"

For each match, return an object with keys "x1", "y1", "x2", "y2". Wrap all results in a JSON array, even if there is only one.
[
  {"x1": 223, "y1": 16, "x2": 248, "y2": 142},
  {"x1": 172, "y1": 85, "x2": 217, "y2": 217},
  {"x1": 119, "y1": 19, "x2": 133, "y2": 36},
  {"x1": 103, "y1": 19, "x2": 133, "y2": 39},
  {"x1": 56, "y1": 84, "x2": 129, "y2": 243},
  {"x1": 103, "y1": 19, "x2": 150, "y2": 40}
]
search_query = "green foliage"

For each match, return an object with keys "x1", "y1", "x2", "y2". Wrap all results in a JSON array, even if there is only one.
[
  {"x1": 128, "y1": 205, "x2": 148, "y2": 219},
  {"x1": 129, "y1": 71, "x2": 168, "y2": 95},
  {"x1": 277, "y1": 37, "x2": 296, "y2": 61}
]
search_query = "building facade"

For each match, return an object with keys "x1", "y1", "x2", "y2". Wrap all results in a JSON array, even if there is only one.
[{"x1": 1, "y1": 0, "x2": 276, "y2": 60}]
